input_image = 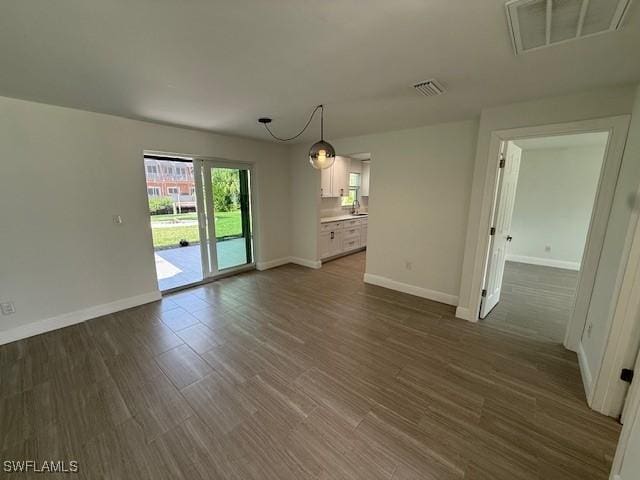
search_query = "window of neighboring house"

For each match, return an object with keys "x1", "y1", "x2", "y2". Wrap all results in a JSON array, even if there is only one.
[
  {"x1": 146, "y1": 165, "x2": 158, "y2": 175},
  {"x1": 190, "y1": 187, "x2": 196, "y2": 196},
  {"x1": 165, "y1": 166, "x2": 174, "y2": 176},
  {"x1": 167, "y1": 187, "x2": 180, "y2": 195},
  {"x1": 147, "y1": 186, "x2": 161, "y2": 196},
  {"x1": 176, "y1": 166, "x2": 186, "y2": 178},
  {"x1": 341, "y1": 173, "x2": 361, "y2": 207}
]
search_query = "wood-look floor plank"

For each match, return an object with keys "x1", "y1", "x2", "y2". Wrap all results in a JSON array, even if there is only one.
[{"x1": 0, "y1": 252, "x2": 621, "y2": 479}]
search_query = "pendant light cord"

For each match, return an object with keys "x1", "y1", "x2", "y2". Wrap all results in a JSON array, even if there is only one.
[{"x1": 262, "y1": 105, "x2": 323, "y2": 142}]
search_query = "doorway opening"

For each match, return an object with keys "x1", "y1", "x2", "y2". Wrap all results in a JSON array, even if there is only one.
[
  {"x1": 143, "y1": 153, "x2": 254, "y2": 292},
  {"x1": 480, "y1": 132, "x2": 609, "y2": 342},
  {"x1": 319, "y1": 153, "x2": 370, "y2": 266}
]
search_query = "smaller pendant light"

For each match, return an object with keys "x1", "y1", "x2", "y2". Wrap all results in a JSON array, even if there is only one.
[
  {"x1": 258, "y1": 104, "x2": 336, "y2": 170},
  {"x1": 308, "y1": 106, "x2": 335, "y2": 170}
]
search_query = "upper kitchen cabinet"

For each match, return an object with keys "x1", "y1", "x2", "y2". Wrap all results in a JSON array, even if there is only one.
[
  {"x1": 361, "y1": 161, "x2": 370, "y2": 196},
  {"x1": 320, "y1": 156, "x2": 350, "y2": 197}
]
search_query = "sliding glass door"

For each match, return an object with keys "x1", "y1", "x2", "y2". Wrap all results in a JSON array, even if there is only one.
[
  {"x1": 144, "y1": 154, "x2": 254, "y2": 292},
  {"x1": 194, "y1": 160, "x2": 254, "y2": 278}
]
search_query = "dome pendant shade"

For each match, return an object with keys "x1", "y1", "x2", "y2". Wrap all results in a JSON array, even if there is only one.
[{"x1": 309, "y1": 140, "x2": 336, "y2": 170}]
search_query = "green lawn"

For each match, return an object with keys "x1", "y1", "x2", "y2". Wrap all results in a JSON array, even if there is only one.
[{"x1": 151, "y1": 210, "x2": 242, "y2": 249}]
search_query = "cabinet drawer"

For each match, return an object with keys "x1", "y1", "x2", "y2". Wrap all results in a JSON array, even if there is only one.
[
  {"x1": 343, "y1": 227, "x2": 361, "y2": 241},
  {"x1": 360, "y1": 217, "x2": 368, "y2": 225},
  {"x1": 342, "y1": 237, "x2": 361, "y2": 251},
  {"x1": 320, "y1": 221, "x2": 343, "y2": 232},
  {"x1": 343, "y1": 218, "x2": 362, "y2": 228}
]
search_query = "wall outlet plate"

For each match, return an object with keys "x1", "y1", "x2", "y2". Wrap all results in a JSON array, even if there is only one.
[{"x1": 1, "y1": 302, "x2": 16, "y2": 315}]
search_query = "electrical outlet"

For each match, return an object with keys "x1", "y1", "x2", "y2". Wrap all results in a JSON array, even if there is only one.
[
  {"x1": 545, "y1": 245, "x2": 551, "y2": 252},
  {"x1": 1, "y1": 302, "x2": 16, "y2": 315},
  {"x1": 405, "y1": 260, "x2": 412, "y2": 271},
  {"x1": 113, "y1": 215, "x2": 123, "y2": 225}
]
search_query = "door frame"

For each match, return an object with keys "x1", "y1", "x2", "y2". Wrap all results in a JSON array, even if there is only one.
[
  {"x1": 464, "y1": 116, "x2": 630, "y2": 348},
  {"x1": 609, "y1": 342, "x2": 640, "y2": 479},
  {"x1": 144, "y1": 150, "x2": 259, "y2": 292}
]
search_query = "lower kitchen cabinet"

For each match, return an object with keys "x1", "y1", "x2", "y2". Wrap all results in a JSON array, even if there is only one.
[{"x1": 320, "y1": 217, "x2": 367, "y2": 260}]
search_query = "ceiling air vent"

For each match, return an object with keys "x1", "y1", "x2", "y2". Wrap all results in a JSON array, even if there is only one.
[
  {"x1": 413, "y1": 79, "x2": 446, "y2": 97},
  {"x1": 506, "y1": 0, "x2": 633, "y2": 54}
]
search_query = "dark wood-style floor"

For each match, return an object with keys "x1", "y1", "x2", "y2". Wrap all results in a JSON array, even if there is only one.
[
  {"x1": 1, "y1": 252, "x2": 620, "y2": 479},
  {"x1": 484, "y1": 261, "x2": 579, "y2": 343}
]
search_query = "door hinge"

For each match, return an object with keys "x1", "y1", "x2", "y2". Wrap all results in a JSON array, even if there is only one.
[
  {"x1": 499, "y1": 156, "x2": 506, "y2": 168},
  {"x1": 481, "y1": 289, "x2": 487, "y2": 297},
  {"x1": 621, "y1": 368, "x2": 634, "y2": 383},
  {"x1": 490, "y1": 227, "x2": 496, "y2": 236}
]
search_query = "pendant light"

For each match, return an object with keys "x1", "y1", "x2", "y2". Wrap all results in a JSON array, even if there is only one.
[{"x1": 258, "y1": 104, "x2": 336, "y2": 170}]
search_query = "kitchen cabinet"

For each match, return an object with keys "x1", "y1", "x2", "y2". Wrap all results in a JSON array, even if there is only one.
[
  {"x1": 320, "y1": 217, "x2": 367, "y2": 260},
  {"x1": 320, "y1": 156, "x2": 349, "y2": 197},
  {"x1": 361, "y1": 161, "x2": 370, "y2": 197}
]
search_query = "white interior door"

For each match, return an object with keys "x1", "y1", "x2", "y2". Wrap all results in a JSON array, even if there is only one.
[{"x1": 480, "y1": 142, "x2": 522, "y2": 318}]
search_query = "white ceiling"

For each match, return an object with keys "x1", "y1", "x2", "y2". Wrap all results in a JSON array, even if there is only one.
[
  {"x1": 514, "y1": 131, "x2": 610, "y2": 150},
  {"x1": 1, "y1": 1, "x2": 638, "y2": 143}
]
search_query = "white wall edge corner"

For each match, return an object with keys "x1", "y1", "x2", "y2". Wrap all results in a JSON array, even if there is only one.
[
  {"x1": 455, "y1": 306, "x2": 477, "y2": 322},
  {"x1": 578, "y1": 342, "x2": 594, "y2": 403},
  {"x1": 256, "y1": 257, "x2": 291, "y2": 271},
  {"x1": 0, "y1": 291, "x2": 162, "y2": 346},
  {"x1": 363, "y1": 273, "x2": 458, "y2": 306},
  {"x1": 289, "y1": 257, "x2": 322, "y2": 269}
]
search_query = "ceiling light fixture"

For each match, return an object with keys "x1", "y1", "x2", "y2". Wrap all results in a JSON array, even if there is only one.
[{"x1": 258, "y1": 104, "x2": 336, "y2": 170}]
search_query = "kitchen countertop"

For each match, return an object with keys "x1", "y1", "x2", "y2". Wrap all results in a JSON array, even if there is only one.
[{"x1": 321, "y1": 213, "x2": 368, "y2": 223}]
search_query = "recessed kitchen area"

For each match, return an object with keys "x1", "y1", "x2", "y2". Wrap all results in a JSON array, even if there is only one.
[{"x1": 319, "y1": 153, "x2": 371, "y2": 262}]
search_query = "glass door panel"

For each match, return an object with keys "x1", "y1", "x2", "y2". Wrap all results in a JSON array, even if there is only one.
[
  {"x1": 211, "y1": 167, "x2": 253, "y2": 270},
  {"x1": 143, "y1": 155, "x2": 203, "y2": 291}
]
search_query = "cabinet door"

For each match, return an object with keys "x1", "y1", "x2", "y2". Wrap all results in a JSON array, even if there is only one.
[
  {"x1": 320, "y1": 167, "x2": 333, "y2": 198},
  {"x1": 332, "y1": 157, "x2": 349, "y2": 197},
  {"x1": 319, "y1": 232, "x2": 331, "y2": 259},
  {"x1": 329, "y1": 230, "x2": 343, "y2": 256},
  {"x1": 361, "y1": 162, "x2": 370, "y2": 196}
]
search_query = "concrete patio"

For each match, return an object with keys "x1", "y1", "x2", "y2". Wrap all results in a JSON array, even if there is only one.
[{"x1": 154, "y1": 237, "x2": 249, "y2": 290}]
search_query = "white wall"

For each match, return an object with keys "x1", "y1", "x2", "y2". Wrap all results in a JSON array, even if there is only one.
[
  {"x1": 0, "y1": 96, "x2": 290, "y2": 341},
  {"x1": 290, "y1": 119, "x2": 479, "y2": 304},
  {"x1": 508, "y1": 144, "x2": 606, "y2": 270},
  {"x1": 456, "y1": 85, "x2": 638, "y2": 319}
]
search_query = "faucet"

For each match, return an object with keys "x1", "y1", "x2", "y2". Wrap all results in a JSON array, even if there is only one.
[{"x1": 351, "y1": 199, "x2": 360, "y2": 215}]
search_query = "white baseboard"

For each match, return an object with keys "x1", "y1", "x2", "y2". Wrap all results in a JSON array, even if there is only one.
[
  {"x1": 578, "y1": 342, "x2": 594, "y2": 402},
  {"x1": 289, "y1": 257, "x2": 322, "y2": 269},
  {"x1": 506, "y1": 254, "x2": 580, "y2": 271},
  {"x1": 363, "y1": 273, "x2": 458, "y2": 306},
  {"x1": 455, "y1": 306, "x2": 477, "y2": 322},
  {"x1": 0, "y1": 291, "x2": 162, "y2": 346},
  {"x1": 256, "y1": 257, "x2": 291, "y2": 271}
]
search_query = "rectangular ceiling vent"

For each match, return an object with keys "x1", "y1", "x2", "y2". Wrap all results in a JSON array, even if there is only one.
[
  {"x1": 413, "y1": 79, "x2": 446, "y2": 97},
  {"x1": 506, "y1": 0, "x2": 633, "y2": 54}
]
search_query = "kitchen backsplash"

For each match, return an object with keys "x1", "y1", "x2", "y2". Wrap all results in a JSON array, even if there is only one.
[{"x1": 320, "y1": 196, "x2": 368, "y2": 218}]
